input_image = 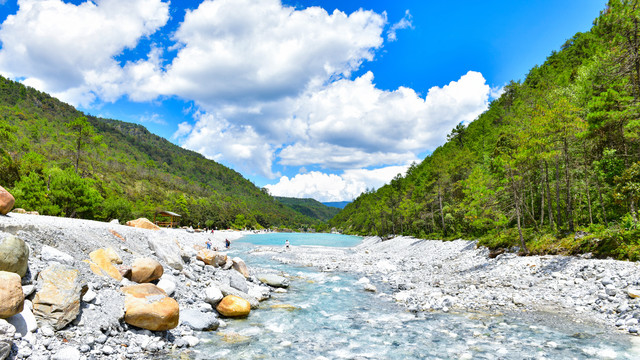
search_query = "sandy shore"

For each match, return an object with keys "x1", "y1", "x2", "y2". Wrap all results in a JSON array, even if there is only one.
[{"x1": 258, "y1": 235, "x2": 640, "y2": 335}]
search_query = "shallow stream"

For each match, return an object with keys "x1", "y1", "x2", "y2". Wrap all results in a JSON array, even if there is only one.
[{"x1": 186, "y1": 233, "x2": 639, "y2": 359}]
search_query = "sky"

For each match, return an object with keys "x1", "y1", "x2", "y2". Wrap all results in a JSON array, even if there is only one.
[{"x1": 0, "y1": 0, "x2": 607, "y2": 202}]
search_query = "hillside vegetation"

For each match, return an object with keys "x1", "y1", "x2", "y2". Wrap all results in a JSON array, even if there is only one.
[
  {"x1": 329, "y1": 0, "x2": 640, "y2": 260},
  {"x1": 275, "y1": 197, "x2": 341, "y2": 222},
  {"x1": 0, "y1": 77, "x2": 319, "y2": 230}
]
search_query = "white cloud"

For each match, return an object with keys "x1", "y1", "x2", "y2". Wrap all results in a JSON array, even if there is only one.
[
  {"x1": 265, "y1": 165, "x2": 411, "y2": 202},
  {"x1": 387, "y1": 10, "x2": 413, "y2": 41},
  {"x1": 0, "y1": 0, "x2": 169, "y2": 105}
]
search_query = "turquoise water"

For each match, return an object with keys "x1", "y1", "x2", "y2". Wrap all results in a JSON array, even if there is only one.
[
  {"x1": 182, "y1": 234, "x2": 639, "y2": 359},
  {"x1": 238, "y1": 232, "x2": 362, "y2": 247}
]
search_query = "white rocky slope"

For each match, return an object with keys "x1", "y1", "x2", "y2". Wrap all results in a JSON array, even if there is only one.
[
  {"x1": 265, "y1": 235, "x2": 640, "y2": 335},
  {"x1": 0, "y1": 213, "x2": 273, "y2": 360}
]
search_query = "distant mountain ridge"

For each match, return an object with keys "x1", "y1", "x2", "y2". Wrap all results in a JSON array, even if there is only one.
[{"x1": 275, "y1": 197, "x2": 341, "y2": 222}]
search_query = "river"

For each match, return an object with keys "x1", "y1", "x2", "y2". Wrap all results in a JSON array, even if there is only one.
[{"x1": 185, "y1": 233, "x2": 639, "y2": 359}]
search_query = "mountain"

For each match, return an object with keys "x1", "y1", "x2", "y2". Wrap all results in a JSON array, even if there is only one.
[
  {"x1": 0, "y1": 76, "x2": 319, "y2": 230},
  {"x1": 329, "y1": 1, "x2": 640, "y2": 260},
  {"x1": 275, "y1": 197, "x2": 341, "y2": 222},
  {"x1": 322, "y1": 201, "x2": 350, "y2": 209}
]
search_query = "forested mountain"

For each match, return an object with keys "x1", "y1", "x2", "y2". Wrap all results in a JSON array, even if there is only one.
[
  {"x1": 275, "y1": 197, "x2": 341, "y2": 222},
  {"x1": 0, "y1": 76, "x2": 320, "y2": 229},
  {"x1": 329, "y1": 0, "x2": 640, "y2": 260}
]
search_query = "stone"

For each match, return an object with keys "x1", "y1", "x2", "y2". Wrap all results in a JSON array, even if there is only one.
[
  {"x1": 126, "y1": 218, "x2": 160, "y2": 231},
  {"x1": 41, "y1": 245, "x2": 74, "y2": 265},
  {"x1": 0, "y1": 185, "x2": 15, "y2": 215},
  {"x1": 219, "y1": 284, "x2": 259, "y2": 309},
  {"x1": 257, "y1": 274, "x2": 289, "y2": 288},
  {"x1": 216, "y1": 295, "x2": 251, "y2": 317},
  {"x1": 628, "y1": 288, "x2": 640, "y2": 299},
  {"x1": 82, "y1": 289, "x2": 97, "y2": 303},
  {"x1": 6, "y1": 306, "x2": 36, "y2": 336},
  {"x1": 179, "y1": 309, "x2": 219, "y2": 331},
  {"x1": 196, "y1": 249, "x2": 227, "y2": 267},
  {"x1": 51, "y1": 346, "x2": 81, "y2": 360},
  {"x1": 183, "y1": 335, "x2": 199, "y2": 347},
  {"x1": 232, "y1": 257, "x2": 250, "y2": 278},
  {"x1": 32, "y1": 264, "x2": 86, "y2": 330},
  {"x1": 131, "y1": 258, "x2": 163, "y2": 283},
  {"x1": 0, "y1": 235, "x2": 29, "y2": 277},
  {"x1": 204, "y1": 286, "x2": 224, "y2": 306},
  {"x1": 118, "y1": 265, "x2": 132, "y2": 279},
  {"x1": 156, "y1": 276, "x2": 176, "y2": 297},
  {"x1": 87, "y1": 248, "x2": 123, "y2": 280},
  {"x1": 0, "y1": 271, "x2": 24, "y2": 319},
  {"x1": 364, "y1": 283, "x2": 377, "y2": 292},
  {"x1": 147, "y1": 237, "x2": 184, "y2": 270},
  {"x1": 0, "y1": 341, "x2": 10, "y2": 360},
  {"x1": 229, "y1": 272, "x2": 249, "y2": 293},
  {"x1": 122, "y1": 284, "x2": 179, "y2": 331}
]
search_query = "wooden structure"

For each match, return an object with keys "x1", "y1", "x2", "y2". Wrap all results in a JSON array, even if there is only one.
[{"x1": 154, "y1": 210, "x2": 181, "y2": 228}]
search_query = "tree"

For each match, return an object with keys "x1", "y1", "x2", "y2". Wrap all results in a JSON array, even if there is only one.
[{"x1": 65, "y1": 116, "x2": 102, "y2": 174}]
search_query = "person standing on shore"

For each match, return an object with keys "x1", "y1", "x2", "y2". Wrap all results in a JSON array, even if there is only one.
[
  {"x1": 225, "y1": 238, "x2": 230, "y2": 249},
  {"x1": 285, "y1": 239, "x2": 290, "y2": 250}
]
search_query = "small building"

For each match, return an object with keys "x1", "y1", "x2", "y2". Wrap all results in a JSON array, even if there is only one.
[{"x1": 154, "y1": 210, "x2": 181, "y2": 228}]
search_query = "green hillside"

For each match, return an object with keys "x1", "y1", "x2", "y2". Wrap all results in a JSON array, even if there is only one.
[
  {"x1": 329, "y1": 0, "x2": 640, "y2": 260},
  {"x1": 275, "y1": 196, "x2": 341, "y2": 222},
  {"x1": 0, "y1": 76, "x2": 319, "y2": 230}
]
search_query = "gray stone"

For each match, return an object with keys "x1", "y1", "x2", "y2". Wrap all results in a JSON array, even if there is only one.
[
  {"x1": 79, "y1": 344, "x2": 90, "y2": 353},
  {"x1": 82, "y1": 289, "x2": 97, "y2": 303},
  {"x1": 96, "y1": 334, "x2": 108, "y2": 344},
  {"x1": 51, "y1": 346, "x2": 81, "y2": 360},
  {"x1": 626, "y1": 318, "x2": 638, "y2": 326},
  {"x1": 102, "y1": 345, "x2": 114, "y2": 354},
  {"x1": 0, "y1": 235, "x2": 29, "y2": 277},
  {"x1": 40, "y1": 245, "x2": 74, "y2": 266},
  {"x1": 204, "y1": 286, "x2": 223, "y2": 306},
  {"x1": 6, "y1": 307, "x2": 37, "y2": 336},
  {"x1": 229, "y1": 272, "x2": 249, "y2": 293},
  {"x1": 180, "y1": 309, "x2": 219, "y2": 331},
  {"x1": 0, "y1": 341, "x2": 10, "y2": 360},
  {"x1": 157, "y1": 276, "x2": 176, "y2": 297},
  {"x1": 147, "y1": 236, "x2": 184, "y2": 270},
  {"x1": 39, "y1": 326, "x2": 54, "y2": 337},
  {"x1": 257, "y1": 274, "x2": 290, "y2": 288}
]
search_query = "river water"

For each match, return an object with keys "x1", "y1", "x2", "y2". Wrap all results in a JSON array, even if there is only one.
[{"x1": 185, "y1": 233, "x2": 639, "y2": 359}]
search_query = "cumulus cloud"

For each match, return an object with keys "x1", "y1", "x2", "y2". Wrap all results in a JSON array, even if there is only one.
[
  {"x1": 265, "y1": 165, "x2": 411, "y2": 202},
  {"x1": 0, "y1": 0, "x2": 169, "y2": 105},
  {"x1": 387, "y1": 10, "x2": 413, "y2": 41}
]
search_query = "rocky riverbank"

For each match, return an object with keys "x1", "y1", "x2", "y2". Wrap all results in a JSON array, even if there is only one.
[
  {"x1": 0, "y1": 213, "x2": 284, "y2": 360},
  {"x1": 261, "y1": 236, "x2": 640, "y2": 335}
]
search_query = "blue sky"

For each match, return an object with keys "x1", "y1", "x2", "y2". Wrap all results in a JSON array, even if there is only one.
[{"x1": 0, "y1": 0, "x2": 606, "y2": 201}]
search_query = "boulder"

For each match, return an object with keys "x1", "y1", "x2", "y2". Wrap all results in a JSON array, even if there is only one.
[
  {"x1": 156, "y1": 275, "x2": 176, "y2": 297},
  {"x1": 126, "y1": 218, "x2": 160, "y2": 231},
  {"x1": 218, "y1": 284, "x2": 259, "y2": 309},
  {"x1": 87, "y1": 248, "x2": 123, "y2": 281},
  {"x1": 6, "y1": 305, "x2": 37, "y2": 336},
  {"x1": 216, "y1": 295, "x2": 250, "y2": 317},
  {"x1": 0, "y1": 235, "x2": 29, "y2": 277},
  {"x1": 147, "y1": 237, "x2": 184, "y2": 270},
  {"x1": 41, "y1": 245, "x2": 74, "y2": 265},
  {"x1": 32, "y1": 264, "x2": 86, "y2": 330},
  {"x1": 204, "y1": 285, "x2": 224, "y2": 306},
  {"x1": 0, "y1": 271, "x2": 24, "y2": 319},
  {"x1": 196, "y1": 249, "x2": 227, "y2": 267},
  {"x1": 180, "y1": 309, "x2": 219, "y2": 331},
  {"x1": 0, "y1": 341, "x2": 10, "y2": 360},
  {"x1": 229, "y1": 271, "x2": 249, "y2": 293},
  {"x1": 257, "y1": 274, "x2": 290, "y2": 288},
  {"x1": 232, "y1": 257, "x2": 250, "y2": 278},
  {"x1": 122, "y1": 284, "x2": 179, "y2": 331},
  {"x1": 0, "y1": 185, "x2": 15, "y2": 215},
  {"x1": 131, "y1": 258, "x2": 163, "y2": 283}
]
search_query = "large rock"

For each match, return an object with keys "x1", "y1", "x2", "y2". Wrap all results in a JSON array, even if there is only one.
[
  {"x1": 0, "y1": 271, "x2": 24, "y2": 318},
  {"x1": 41, "y1": 245, "x2": 74, "y2": 265},
  {"x1": 87, "y1": 248, "x2": 123, "y2": 281},
  {"x1": 0, "y1": 340, "x2": 10, "y2": 360},
  {"x1": 126, "y1": 218, "x2": 160, "y2": 231},
  {"x1": 216, "y1": 295, "x2": 250, "y2": 317},
  {"x1": 0, "y1": 235, "x2": 29, "y2": 277},
  {"x1": 122, "y1": 284, "x2": 179, "y2": 331},
  {"x1": 204, "y1": 285, "x2": 224, "y2": 306},
  {"x1": 257, "y1": 274, "x2": 290, "y2": 288},
  {"x1": 232, "y1": 257, "x2": 250, "y2": 278},
  {"x1": 180, "y1": 309, "x2": 219, "y2": 331},
  {"x1": 229, "y1": 271, "x2": 249, "y2": 293},
  {"x1": 32, "y1": 264, "x2": 86, "y2": 330},
  {"x1": 147, "y1": 237, "x2": 184, "y2": 270},
  {"x1": 131, "y1": 258, "x2": 163, "y2": 283},
  {"x1": 0, "y1": 185, "x2": 15, "y2": 215},
  {"x1": 218, "y1": 284, "x2": 259, "y2": 309},
  {"x1": 6, "y1": 305, "x2": 37, "y2": 336},
  {"x1": 196, "y1": 249, "x2": 227, "y2": 267}
]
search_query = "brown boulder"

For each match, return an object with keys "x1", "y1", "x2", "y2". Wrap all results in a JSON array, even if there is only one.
[
  {"x1": 131, "y1": 258, "x2": 163, "y2": 283},
  {"x1": 122, "y1": 284, "x2": 179, "y2": 331},
  {"x1": 0, "y1": 271, "x2": 24, "y2": 318},
  {"x1": 196, "y1": 249, "x2": 227, "y2": 267},
  {"x1": 216, "y1": 295, "x2": 251, "y2": 317},
  {"x1": 87, "y1": 248, "x2": 123, "y2": 280},
  {"x1": 32, "y1": 264, "x2": 86, "y2": 330},
  {"x1": 126, "y1": 218, "x2": 160, "y2": 231},
  {"x1": 0, "y1": 186, "x2": 15, "y2": 215}
]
